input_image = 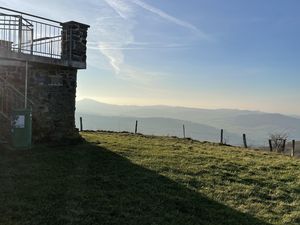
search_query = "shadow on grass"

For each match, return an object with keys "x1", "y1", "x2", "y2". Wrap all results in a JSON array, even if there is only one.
[{"x1": 0, "y1": 142, "x2": 271, "y2": 225}]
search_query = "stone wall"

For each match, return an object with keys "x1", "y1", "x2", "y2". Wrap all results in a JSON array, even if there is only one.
[
  {"x1": 29, "y1": 63, "x2": 79, "y2": 143},
  {"x1": 61, "y1": 21, "x2": 89, "y2": 65},
  {"x1": 0, "y1": 63, "x2": 79, "y2": 143},
  {"x1": 0, "y1": 20, "x2": 89, "y2": 145},
  {"x1": 0, "y1": 114, "x2": 10, "y2": 141}
]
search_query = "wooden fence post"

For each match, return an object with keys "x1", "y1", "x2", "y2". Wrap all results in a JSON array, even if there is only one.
[
  {"x1": 282, "y1": 139, "x2": 286, "y2": 153},
  {"x1": 291, "y1": 140, "x2": 295, "y2": 157},
  {"x1": 80, "y1": 117, "x2": 83, "y2": 132},
  {"x1": 135, "y1": 120, "x2": 138, "y2": 134},
  {"x1": 269, "y1": 139, "x2": 273, "y2": 152},
  {"x1": 243, "y1": 134, "x2": 248, "y2": 148},
  {"x1": 220, "y1": 129, "x2": 224, "y2": 144},
  {"x1": 183, "y1": 124, "x2": 186, "y2": 138}
]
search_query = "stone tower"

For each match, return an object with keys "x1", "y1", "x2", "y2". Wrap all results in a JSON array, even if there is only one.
[{"x1": 0, "y1": 7, "x2": 89, "y2": 143}]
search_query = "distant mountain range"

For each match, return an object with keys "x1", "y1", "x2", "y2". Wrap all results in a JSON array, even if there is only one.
[{"x1": 76, "y1": 99, "x2": 300, "y2": 146}]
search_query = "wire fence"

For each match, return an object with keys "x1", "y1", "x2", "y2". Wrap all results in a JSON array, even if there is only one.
[{"x1": 76, "y1": 115, "x2": 299, "y2": 157}]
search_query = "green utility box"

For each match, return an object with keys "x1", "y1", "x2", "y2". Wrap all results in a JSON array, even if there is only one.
[{"x1": 11, "y1": 109, "x2": 32, "y2": 149}]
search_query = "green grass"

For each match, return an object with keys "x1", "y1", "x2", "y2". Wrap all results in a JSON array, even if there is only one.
[{"x1": 0, "y1": 131, "x2": 299, "y2": 225}]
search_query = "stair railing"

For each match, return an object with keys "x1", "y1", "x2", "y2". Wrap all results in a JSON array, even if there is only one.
[{"x1": 0, "y1": 76, "x2": 34, "y2": 120}]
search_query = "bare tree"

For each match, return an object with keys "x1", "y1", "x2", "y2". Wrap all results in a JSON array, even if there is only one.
[{"x1": 269, "y1": 132, "x2": 288, "y2": 153}]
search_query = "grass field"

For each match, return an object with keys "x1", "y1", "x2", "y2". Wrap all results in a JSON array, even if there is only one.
[{"x1": 0, "y1": 131, "x2": 299, "y2": 225}]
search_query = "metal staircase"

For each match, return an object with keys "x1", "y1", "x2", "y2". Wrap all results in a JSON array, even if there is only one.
[
  {"x1": 0, "y1": 76, "x2": 33, "y2": 118},
  {"x1": 0, "y1": 75, "x2": 34, "y2": 144}
]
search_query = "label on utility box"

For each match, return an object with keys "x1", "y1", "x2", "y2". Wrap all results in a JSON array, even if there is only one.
[{"x1": 15, "y1": 115, "x2": 25, "y2": 128}]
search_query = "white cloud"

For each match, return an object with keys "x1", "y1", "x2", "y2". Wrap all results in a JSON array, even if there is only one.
[
  {"x1": 104, "y1": 0, "x2": 134, "y2": 19},
  {"x1": 92, "y1": 8, "x2": 136, "y2": 78},
  {"x1": 95, "y1": 0, "x2": 163, "y2": 82},
  {"x1": 96, "y1": 0, "x2": 208, "y2": 83},
  {"x1": 129, "y1": 0, "x2": 209, "y2": 39}
]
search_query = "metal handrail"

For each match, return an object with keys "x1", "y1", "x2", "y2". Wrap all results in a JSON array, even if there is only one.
[
  {"x1": 0, "y1": 76, "x2": 34, "y2": 105},
  {"x1": 0, "y1": 10, "x2": 63, "y2": 59},
  {"x1": 0, "y1": 7, "x2": 61, "y2": 24},
  {"x1": 0, "y1": 76, "x2": 34, "y2": 120}
]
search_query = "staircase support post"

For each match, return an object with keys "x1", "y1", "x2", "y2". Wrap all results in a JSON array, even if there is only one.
[{"x1": 25, "y1": 61, "x2": 28, "y2": 109}]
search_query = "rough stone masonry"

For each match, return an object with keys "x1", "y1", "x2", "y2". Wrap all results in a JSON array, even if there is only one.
[{"x1": 0, "y1": 20, "x2": 89, "y2": 143}]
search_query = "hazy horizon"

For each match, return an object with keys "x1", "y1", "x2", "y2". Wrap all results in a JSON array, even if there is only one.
[
  {"x1": 76, "y1": 98, "x2": 300, "y2": 146},
  {"x1": 77, "y1": 98, "x2": 300, "y2": 117}
]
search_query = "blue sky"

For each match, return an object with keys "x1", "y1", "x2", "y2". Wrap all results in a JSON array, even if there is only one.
[{"x1": 1, "y1": 0, "x2": 300, "y2": 114}]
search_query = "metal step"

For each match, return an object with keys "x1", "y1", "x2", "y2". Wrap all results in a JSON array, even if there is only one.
[
  {"x1": 0, "y1": 134, "x2": 9, "y2": 147},
  {"x1": 0, "y1": 111, "x2": 9, "y2": 120},
  {"x1": 0, "y1": 76, "x2": 34, "y2": 121},
  {"x1": 0, "y1": 140, "x2": 12, "y2": 151},
  {"x1": 0, "y1": 139, "x2": 8, "y2": 144}
]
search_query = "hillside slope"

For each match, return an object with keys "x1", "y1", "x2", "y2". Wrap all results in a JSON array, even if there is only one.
[
  {"x1": 0, "y1": 132, "x2": 299, "y2": 225},
  {"x1": 76, "y1": 99, "x2": 300, "y2": 145},
  {"x1": 75, "y1": 113, "x2": 245, "y2": 145}
]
